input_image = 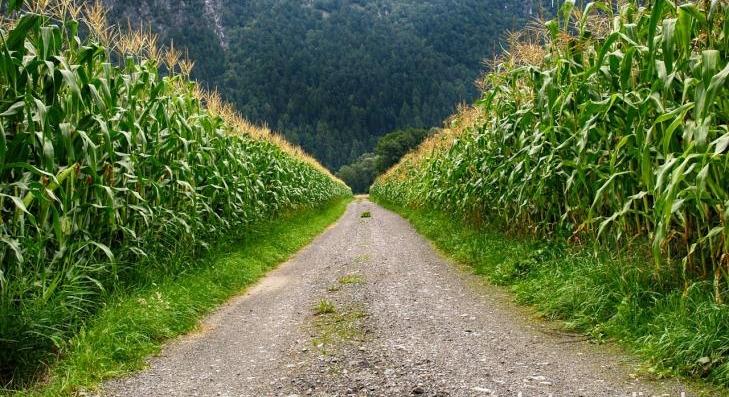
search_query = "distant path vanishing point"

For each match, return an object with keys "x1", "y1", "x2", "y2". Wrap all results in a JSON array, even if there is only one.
[{"x1": 105, "y1": 199, "x2": 694, "y2": 397}]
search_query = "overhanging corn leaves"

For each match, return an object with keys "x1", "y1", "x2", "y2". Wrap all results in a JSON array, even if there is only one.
[
  {"x1": 0, "y1": 5, "x2": 350, "y2": 373},
  {"x1": 372, "y1": 0, "x2": 729, "y2": 301}
]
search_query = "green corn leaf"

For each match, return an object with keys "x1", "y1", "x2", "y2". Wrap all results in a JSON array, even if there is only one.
[
  {"x1": 1, "y1": 193, "x2": 30, "y2": 215},
  {"x1": 712, "y1": 133, "x2": 729, "y2": 155},
  {"x1": 662, "y1": 18, "x2": 677, "y2": 73},
  {"x1": 5, "y1": 13, "x2": 40, "y2": 50},
  {"x1": 60, "y1": 68, "x2": 82, "y2": 99},
  {"x1": 1, "y1": 100, "x2": 25, "y2": 116},
  {"x1": 0, "y1": 237, "x2": 23, "y2": 263},
  {"x1": 646, "y1": 0, "x2": 666, "y2": 78},
  {"x1": 89, "y1": 241, "x2": 114, "y2": 261},
  {"x1": 700, "y1": 61, "x2": 729, "y2": 120},
  {"x1": 678, "y1": 3, "x2": 707, "y2": 25}
]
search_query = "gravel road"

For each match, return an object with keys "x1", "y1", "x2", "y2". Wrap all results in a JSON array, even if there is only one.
[{"x1": 104, "y1": 199, "x2": 696, "y2": 397}]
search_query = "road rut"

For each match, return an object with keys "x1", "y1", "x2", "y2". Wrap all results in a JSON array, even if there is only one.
[{"x1": 105, "y1": 199, "x2": 694, "y2": 397}]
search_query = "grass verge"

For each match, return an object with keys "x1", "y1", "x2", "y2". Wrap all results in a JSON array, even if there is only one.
[
  {"x1": 375, "y1": 199, "x2": 729, "y2": 393},
  {"x1": 6, "y1": 198, "x2": 351, "y2": 397}
]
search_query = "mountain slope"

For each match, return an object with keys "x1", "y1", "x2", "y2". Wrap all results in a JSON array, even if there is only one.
[
  {"x1": 103, "y1": 0, "x2": 226, "y2": 87},
  {"x1": 104, "y1": 0, "x2": 557, "y2": 169}
]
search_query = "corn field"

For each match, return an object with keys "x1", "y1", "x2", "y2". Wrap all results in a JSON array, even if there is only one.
[
  {"x1": 373, "y1": 0, "x2": 729, "y2": 300},
  {"x1": 0, "y1": 0, "x2": 350, "y2": 378}
]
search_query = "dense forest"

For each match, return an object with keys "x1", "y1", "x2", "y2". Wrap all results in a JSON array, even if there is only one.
[
  {"x1": 104, "y1": 0, "x2": 557, "y2": 170},
  {"x1": 338, "y1": 128, "x2": 432, "y2": 193}
]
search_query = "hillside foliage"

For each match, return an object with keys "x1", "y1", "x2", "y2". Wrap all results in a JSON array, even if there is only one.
[
  {"x1": 337, "y1": 127, "x2": 431, "y2": 193},
  {"x1": 103, "y1": 0, "x2": 558, "y2": 169}
]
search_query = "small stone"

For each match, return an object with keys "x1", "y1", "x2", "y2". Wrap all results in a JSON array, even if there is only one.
[{"x1": 412, "y1": 386, "x2": 425, "y2": 395}]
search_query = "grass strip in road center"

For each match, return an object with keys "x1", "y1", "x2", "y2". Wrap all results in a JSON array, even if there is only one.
[{"x1": 8, "y1": 199, "x2": 351, "y2": 397}]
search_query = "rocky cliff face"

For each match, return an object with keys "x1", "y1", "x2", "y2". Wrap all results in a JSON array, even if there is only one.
[{"x1": 202, "y1": 0, "x2": 226, "y2": 49}]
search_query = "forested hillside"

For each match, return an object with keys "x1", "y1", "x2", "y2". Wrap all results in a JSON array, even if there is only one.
[{"x1": 103, "y1": 0, "x2": 557, "y2": 169}]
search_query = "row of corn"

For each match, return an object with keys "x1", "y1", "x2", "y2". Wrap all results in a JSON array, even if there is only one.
[
  {"x1": 373, "y1": 0, "x2": 728, "y2": 300},
  {"x1": 0, "y1": 0, "x2": 350, "y2": 376}
]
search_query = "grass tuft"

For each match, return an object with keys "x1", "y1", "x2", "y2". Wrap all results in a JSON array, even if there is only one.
[
  {"x1": 360, "y1": 211, "x2": 372, "y2": 218},
  {"x1": 338, "y1": 274, "x2": 364, "y2": 285},
  {"x1": 311, "y1": 307, "x2": 367, "y2": 352},
  {"x1": 314, "y1": 299, "x2": 337, "y2": 316}
]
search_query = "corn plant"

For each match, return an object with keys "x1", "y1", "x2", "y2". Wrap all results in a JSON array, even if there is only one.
[
  {"x1": 0, "y1": 0, "x2": 350, "y2": 381},
  {"x1": 373, "y1": 0, "x2": 729, "y2": 384},
  {"x1": 374, "y1": 0, "x2": 728, "y2": 301}
]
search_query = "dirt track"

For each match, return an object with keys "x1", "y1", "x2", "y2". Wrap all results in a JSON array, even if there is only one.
[{"x1": 105, "y1": 199, "x2": 694, "y2": 396}]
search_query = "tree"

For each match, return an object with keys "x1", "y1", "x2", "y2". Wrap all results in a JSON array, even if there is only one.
[
  {"x1": 337, "y1": 127, "x2": 433, "y2": 193},
  {"x1": 337, "y1": 153, "x2": 379, "y2": 193},
  {"x1": 105, "y1": 0, "x2": 554, "y2": 169},
  {"x1": 374, "y1": 128, "x2": 431, "y2": 173}
]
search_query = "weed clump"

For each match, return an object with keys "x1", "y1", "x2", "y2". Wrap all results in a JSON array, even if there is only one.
[
  {"x1": 339, "y1": 274, "x2": 365, "y2": 285},
  {"x1": 314, "y1": 299, "x2": 337, "y2": 315}
]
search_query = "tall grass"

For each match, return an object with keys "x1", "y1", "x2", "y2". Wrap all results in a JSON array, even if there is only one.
[
  {"x1": 0, "y1": 0, "x2": 350, "y2": 382},
  {"x1": 372, "y1": 0, "x2": 728, "y2": 384}
]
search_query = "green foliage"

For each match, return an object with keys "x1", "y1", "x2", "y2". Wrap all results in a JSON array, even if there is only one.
[
  {"x1": 314, "y1": 299, "x2": 337, "y2": 315},
  {"x1": 338, "y1": 274, "x2": 364, "y2": 284},
  {"x1": 337, "y1": 128, "x2": 431, "y2": 193},
  {"x1": 373, "y1": 0, "x2": 729, "y2": 386},
  {"x1": 374, "y1": 128, "x2": 432, "y2": 173},
  {"x1": 0, "y1": 6, "x2": 349, "y2": 384},
  {"x1": 337, "y1": 153, "x2": 379, "y2": 194},
  {"x1": 380, "y1": 201, "x2": 729, "y2": 390},
  {"x1": 7, "y1": 198, "x2": 349, "y2": 396},
  {"x1": 106, "y1": 0, "x2": 557, "y2": 169}
]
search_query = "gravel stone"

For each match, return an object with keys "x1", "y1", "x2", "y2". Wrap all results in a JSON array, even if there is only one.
[{"x1": 103, "y1": 200, "x2": 696, "y2": 396}]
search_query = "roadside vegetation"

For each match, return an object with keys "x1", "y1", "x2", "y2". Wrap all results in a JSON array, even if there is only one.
[
  {"x1": 9, "y1": 198, "x2": 350, "y2": 396},
  {"x1": 372, "y1": 0, "x2": 729, "y2": 387},
  {"x1": 0, "y1": 0, "x2": 350, "y2": 389}
]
